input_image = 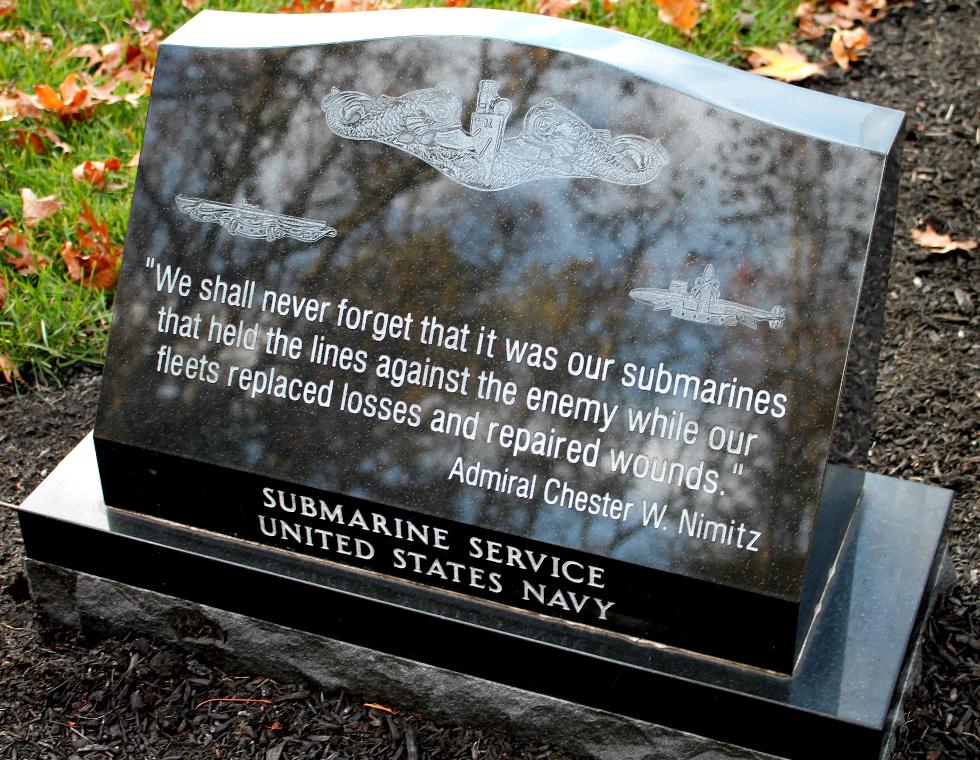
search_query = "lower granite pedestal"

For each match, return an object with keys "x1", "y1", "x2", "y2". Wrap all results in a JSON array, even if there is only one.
[{"x1": 19, "y1": 434, "x2": 952, "y2": 760}]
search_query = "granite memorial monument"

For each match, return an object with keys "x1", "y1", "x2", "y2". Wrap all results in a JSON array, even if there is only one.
[{"x1": 20, "y1": 9, "x2": 952, "y2": 759}]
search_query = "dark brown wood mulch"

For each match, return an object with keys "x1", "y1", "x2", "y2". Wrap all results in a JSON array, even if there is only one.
[{"x1": 1, "y1": 0, "x2": 977, "y2": 757}]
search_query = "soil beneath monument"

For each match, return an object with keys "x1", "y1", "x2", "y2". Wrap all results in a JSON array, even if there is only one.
[{"x1": 1, "y1": 0, "x2": 977, "y2": 757}]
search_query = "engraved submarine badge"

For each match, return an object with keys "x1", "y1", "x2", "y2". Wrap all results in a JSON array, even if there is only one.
[
  {"x1": 321, "y1": 79, "x2": 669, "y2": 191},
  {"x1": 630, "y1": 265, "x2": 786, "y2": 329}
]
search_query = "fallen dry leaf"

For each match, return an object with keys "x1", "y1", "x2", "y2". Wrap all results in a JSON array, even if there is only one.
[
  {"x1": 0, "y1": 355, "x2": 22, "y2": 385},
  {"x1": 332, "y1": 0, "x2": 401, "y2": 10},
  {"x1": 61, "y1": 205, "x2": 122, "y2": 289},
  {"x1": 67, "y1": 29, "x2": 160, "y2": 105},
  {"x1": 0, "y1": 0, "x2": 15, "y2": 18},
  {"x1": 796, "y1": 2, "x2": 831, "y2": 38},
  {"x1": 535, "y1": 0, "x2": 579, "y2": 16},
  {"x1": 363, "y1": 703, "x2": 397, "y2": 714},
  {"x1": 747, "y1": 43, "x2": 825, "y2": 82},
  {"x1": 1, "y1": 219, "x2": 48, "y2": 274},
  {"x1": 280, "y1": 0, "x2": 335, "y2": 10},
  {"x1": 830, "y1": 0, "x2": 887, "y2": 24},
  {"x1": 126, "y1": 150, "x2": 141, "y2": 168},
  {"x1": 12, "y1": 126, "x2": 71, "y2": 154},
  {"x1": 21, "y1": 188, "x2": 63, "y2": 226},
  {"x1": 910, "y1": 225, "x2": 978, "y2": 254},
  {"x1": 72, "y1": 158, "x2": 123, "y2": 188},
  {"x1": 0, "y1": 89, "x2": 42, "y2": 121},
  {"x1": 444, "y1": 0, "x2": 468, "y2": 6},
  {"x1": 34, "y1": 74, "x2": 95, "y2": 121},
  {"x1": 127, "y1": 13, "x2": 152, "y2": 33},
  {"x1": 830, "y1": 26, "x2": 869, "y2": 68},
  {"x1": 5, "y1": 245, "x2": 49, "y2": 275},
  {"x1": 182, "y1": 0, "x2": 206, "y2": 9},
  {"x1": 654, "y1": 0, "x2": 700, "y2": 32},
  {"x1": 0, "y1": 27, "x2": 53, "y2": 50},
  {"x1": 0, "y1": 274, "x2": 6, "y2": 309},
  {"x1": 12, "y1": 129, "x2": 46, "y2": 153}
]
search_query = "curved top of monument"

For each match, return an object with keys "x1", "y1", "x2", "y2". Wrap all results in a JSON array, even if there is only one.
[{"x1": 163, "y1": 8, "x2": 903, "y2": 155}]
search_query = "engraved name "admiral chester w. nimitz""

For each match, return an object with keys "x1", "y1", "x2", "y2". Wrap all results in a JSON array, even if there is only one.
[{"x1": 321, "y1": 80, "x2": 669, "y2": 191}]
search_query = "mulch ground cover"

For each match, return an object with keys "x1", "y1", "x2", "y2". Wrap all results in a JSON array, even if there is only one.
[{"x1": 2, "y1": 0, "x2": 978, "y2": 757}]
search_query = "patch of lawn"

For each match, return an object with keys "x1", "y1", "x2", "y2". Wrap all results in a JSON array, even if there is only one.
[{"x1": 1, "y1": 0, "x2": 796, "y2": 384}]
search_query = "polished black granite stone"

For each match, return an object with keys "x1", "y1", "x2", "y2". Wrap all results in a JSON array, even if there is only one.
[
  {"x1": 19, "y1": 434, "x2": 952, "y2": 759},
  {"x1": 93, "y1": 9, "x2": 905, "y2": 670}
]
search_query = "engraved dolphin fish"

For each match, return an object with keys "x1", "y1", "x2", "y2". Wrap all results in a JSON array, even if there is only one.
[{"x1": 321, "y1": 80, "x2": 669, "y2": 191}]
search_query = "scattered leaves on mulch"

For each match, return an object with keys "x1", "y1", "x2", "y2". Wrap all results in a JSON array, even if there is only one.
[
  {"x1": 0, "y1": 625, "x2": 578, "y2": 760},
  {"x1": 830, "y1": 26, "x2": 870, "y2": 68},
  {"x1": 910, "y1": 225, "x2": 978, "y2": 255},
  {"x1": 752, "y1": 0, "x2": 893, "y2": 79}
]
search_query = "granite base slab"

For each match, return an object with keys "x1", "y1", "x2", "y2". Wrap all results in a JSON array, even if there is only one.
[
  {"x1": 19, "y1": 434, "x2": 953, "y2": 760},
  {"x1": 26, "y1": 560, "x2": 779, "y2": 760}
]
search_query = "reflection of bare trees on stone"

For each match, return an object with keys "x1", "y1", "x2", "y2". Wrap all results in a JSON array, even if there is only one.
[{"x1": 99, "y1": 37, "x2": 883, "y2": 600}]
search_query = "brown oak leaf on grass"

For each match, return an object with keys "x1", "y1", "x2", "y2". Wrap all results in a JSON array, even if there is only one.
[
  {"x1": 66, "y1": 28, "x2": 161, "y2": 110},
  {"x1": 21, "y1": 188, "x2": 63, "y2": 226},
  {"x1": 279, "y1": 0, "x2": 334, "y2": 11},
  {"x1": 0, "y1": 0, "x2": 16, "y2": 17},
  {"x1": 32, "y1": 72, "x2": 153, "y2": 122},
  {"x1": 334, "y1": 0, "x2": 402, "y2": 10},
  {"x1": 72, "y1": 158, "x2": 125, "y2": 189},
  {"x1": 0, "y1": 89, "x2": 42, "y2": 121},
  {"x1": 68, "y1": 29, "x2": 161, "y2": 80},
  {"x1": 60, "y1": 205, "x2": 122, "y2": 290},
  {"x1": 12, "y1": 126, "x2": 71, "y2": 154},
  {"x1": 0, "y1": 28, "x2": 53, "y2": 50},
  {"x1": 535, "y1": 0, "x2": 579, "y2": 17},
  {"x1": 653, "y1": 0, "x2": 700, "y2": 32},
  {"x1": 747, "y1": 44, "x2": 825, "y2": 81},
  {"x1": 0, "y1": 273, "x2": 6, "y2": 308},
  {"x1": 182, "y1": 0, "x2": 206, "y2": 10},
  {"x1": 280, "y1": 0, "x2": 399, "y2": 11},
  {"x1": 830, "y1": 26, "x2": 869, "y2": 68},
  {"x1": 910, "y1": 225, "x2": 978, "y2": 254},
  {"x1": 34, "y1": 74, "x2": 95, "y2": 121},
  {"x1": 1, "y1": 219, "x2": 49, "y2": 274},
  {"x1": 127, "y1": 12, "x2": 152, "y2": 34}
]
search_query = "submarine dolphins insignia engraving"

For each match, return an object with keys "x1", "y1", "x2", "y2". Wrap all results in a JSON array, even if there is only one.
[
  {"x1": 630, "y1": 265, "x2": 786, "y2": 329},
  {"x1": 321, "y1": 80, "x2": 669, "y2": 191},
  {"x1": 175, "y1": 195, "x2": 337, "y2": 243}
]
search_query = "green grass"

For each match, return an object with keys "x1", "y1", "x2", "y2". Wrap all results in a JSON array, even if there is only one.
[
  {"x1": 0, "y1": 266, "x2": 110, "y2": 378},
  {"x1": 0, "y1": 0, "x2": 796, "y2": 384}
]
